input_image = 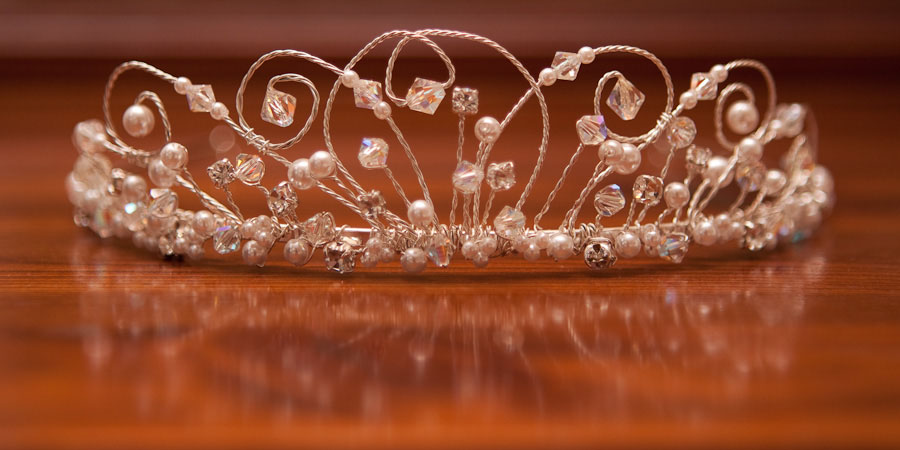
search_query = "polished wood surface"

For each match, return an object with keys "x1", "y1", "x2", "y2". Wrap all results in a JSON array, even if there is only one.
[{"x1": 2, "y1": 50, "x2": 900, "y2": 449}]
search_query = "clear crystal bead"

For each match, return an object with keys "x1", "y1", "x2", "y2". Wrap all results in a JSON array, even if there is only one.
[
  {"x1": 406, "y1": 78, "x2": 445, "y2": 115},
  {"x1": 583, "y1": 238, "x2": 616, "y2": 270},
  {"x1": 358, "y1": 137, "x2": 389, "y2": 169},
  {"x1": 576, "y1": 114, "x2": 608, "y2": 145},
  {"x1": 486, "y1": 161, "x2": 515, "y2": 191},
  {"x1": 107, "y1": 168, "x2": 126, "y2": 196},
  {"x1": 207, "y1": 159, "x2": 235, "y2": 188},
  {"x1": 685, "y1": 145, "x2": 712, "y2": 172},
  {"x1": 303, "y1": 212, "x2": 337, "y2": 245},
  {"x1": 736, "y1": 161, "x2": 765, "y2": 192},
  {"x1": 633, "y1": 175, "x2": 663, "y2": 205},
  {"x1": 451, "y1": 87, "x2": 478, "y2": 115},
  {"x1": 213, "y1": 222, "x2": 241, "y2": 254},
  {"x1": 73, "y1": 154, "x2": 112, "y2": 189},
  {"x1": 658, "y1": 233, "x2": 689, "y2": 263},
  {"x1": 353, "y1": 79, "x2": 382, "y2": 110},
  {"x1": 551, "y1": 52, "x2": 581, "y2": 81},
  {"x1": 122, "y1": 201, "x2": 146, "y2": 232},
  {"x1": 743, "y1": 221, "x2": 769, "y2": 251},
  {"x1": 268, "y1": 181, "x2": 298, "y2": 216},
  {"x1": 425, "y1": 233, "x2": 452, "y2": 268},
  {"x1": 666, "y1": 116, "x2": 697, "y2": 149},
  {"x1": 690, "y1": 72, "x2": 717, "y2": 100},
  {"x1": 186, "y1": 84, "x2": 216, "y2": 112},
  {"x1": 90, "y1": 203, "x2": 114, "y2": 238},
  {"x1": 452, "y1": 160, "x2": 484, "y2": 194},
  {"x1": 593, "y1": 184, "x2": 626, "y2": 217},
  {"x1": 493, "y1": 206, "x2": 526, "y2": 239},
  {"x1": 776, "y1": 103, "x2": 807, "y2": 137},
  {"x1": 72, "y1": 119, "x2": 106, "y2": 153},
  {"x1": 261, "y1": 88, "x2": 296, "y2": 127},
  {"x1": 235, "y1": 153, "x2": 265, "y2": 185},
  {"x1": 607, "y1": 77, "x2": 646, "y2": 120},
  {"x1": 148, "y1": 188, "x2": 178, "y2": 218},
  {"x1": 324, "y1": 240, "x2": 356, "y2": 274},
  {"x1": 356, "y1": 190, "x2": 385, "y2": 219}
]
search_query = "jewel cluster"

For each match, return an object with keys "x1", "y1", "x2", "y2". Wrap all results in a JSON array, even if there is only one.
[{"x1": 66, "y1": 30, "x2": 834, "y2": 274}]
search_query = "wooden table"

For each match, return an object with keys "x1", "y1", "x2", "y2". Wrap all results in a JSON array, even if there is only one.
[{"x1": 1, "y1": 54, "x2": 899, "y2": 449}]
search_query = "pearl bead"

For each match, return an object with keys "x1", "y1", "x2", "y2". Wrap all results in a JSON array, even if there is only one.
[
  {"x1": 174, "y1": 77, "x2": 191, "y2": 95},
  {"x1": 461, "y1": 239, "x2": 478, "y2": 259},
  {"x1": 379, "y1": 246, "x2": 395, "y2": 263},
  {"x1": 123, "y1": 104, "x2": 155, "y2": 137},
  {"x1": 728, "y1": 221, "x2": 744, "y2": 241},
  {"x1": 174, "y1": 236, "x2": 189, "y2": 255},
  {"x1": 664, "y1": 182, "x2": 690, "y2": 209},
  {"x1": 577, "y1": 46, "x2": 595, "y2": 64},
  {"x1": 641, "y1": 223, "x2": 661, "y2": 247},
  {"x1": 477, "y1": 236, "x2": 498, "y2": 255},
  {"x1": 764, "y1": 169, "x2": 787, "y2": 194},
  {"x1": 535, "y1": 231, "x2": 551, "y2": 249},
  {"x1": 472, "y1": 252, "x2": 490, "y2": 268},
  {"x1": 254, "y1": 229, "x2": 275, "y2": 248},
  {"x1": 192, "y1": 210, "x2": 216, "y2": 237},
  {"x1": 373, "y1": 101, "x2": 392, "y2": 120},
  {"x1": 308, "y1": 150, "x2": 335, "y2": 179},
  {"x1": 360, "y1": 248, "x2": 378, "y2": 268},
  {"x1": 615, "y1": 231, "x2": 641, "y2": 258},
  {"x1": 288, "y1": 158, "x2": 316, "y2": 190},
  {"x1": 474, "y1": 116, "x2": 502, "y2": 143},
  {"x1": 693, "y1": 220, "x2": 718, "y2": 246},
  {"x1": 284, "y1": 238, "x2": 312, "y2": 266},
  {"x1": 148, "y1": 158, "x2": 176, "y2": 187},
  {"x1": 710, "y1": 64, "x2": 728, "y2": 83},
  {"x1": 539, "y1": 68, "x2": 557, "y2": 86},
  {"x1": 601, "y1": 139, "x2": 624, "y2": 164},
  {"x1": 737, "y1": 137, "x2": 763, "y2": 162},
  {"x1": 242, "y1": 240, "x2": 267, "y2": 267},
  {"x1": 121, "y1": 175, "x2": 147, "y2": 202},
  {"x1": 727, "y1": 101, "x2": 759, "y2": 134},
  {"x1": 523, "y1": 240, "x2": 541, "y2": 261},
  {"x1": 769, "y1": 119, "x2": 784, "y2": 136},
  {"x1": 407, "y1": 199, "x2": 434, "y2": 227},
  {"x1": 714, "y1": 212, "x2": 732, "y2": 234},
  {"x1": 614, "y1": 143, "x2": 641, "y2": 175},
  {"x1": 704, "y1": 156, "x2": 733, "y2": 186},
  {"x1": 401, "y1": 248, "x2": 426, "y2": 273},
  {"x1": 547, "y1": 233, "x2": 574, "y2": 260},
  {"x1": 341, "y1": 70, "x2": 359, "y2": 88},
  {"x1": 160, "y1": 142, "x2": 188, "y2": 170},
  {"x1": 210, "y1": 102, "x2": 229, "y2": 120},
  {"x1": 679, "y1": 91, "x2": 698, "y2": 110},
  {"x1": 187, "y1": 243, "x2": 204, "y2": 260}
]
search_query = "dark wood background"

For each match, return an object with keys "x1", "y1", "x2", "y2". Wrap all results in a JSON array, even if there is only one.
[{"x1": 2, "y1": 1, "x2": 900, "y2": 449}]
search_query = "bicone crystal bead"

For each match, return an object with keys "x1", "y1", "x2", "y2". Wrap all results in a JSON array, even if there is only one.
[
  {"x1": 356, "y1": 190, "x2": 385, "y2": 219},
  {"x1": 607, "y1": 77, "x2": 646, "y2": 120},
  {"x1": 207, "y1": 159, "x2": 235, "y2": 188},
  {"x1": 452, "y1": 160, "x2": 484, "y2": 194},
  {"x1": 690, "y1": 72, "x2": 717, "y2": 100},
  {"x1": 658, "y1": 232, "x2": 689, "y2": 263},
  {"x1": 353, "y1": 79, "x2": 382, "y2": 110},
  {"x1": 593, "y1": 184, "x2": 626, "y2": 217},
  {"x1": 425, "y1": 233, "x2": 453, "y2": 268},
  {"x1": 186, "y1": 84, "x2": 216, "y2": 112},
  {"x1": 235, "y1": 153, "x2": 265, "y2": 185},
  {"x1": 261, "y1": 87, "x2": 296, "y2": 127},
  {"x1": 324, "y1": 240, "x2": 356, "y2": 274},
  {"x1": 358, "y1": 137, "x2": 389, "y2": 169},
  {"x1": 406, "y1": 78, "x2": 445, "y2": 115},
  {"x1": 148, "y1": 188, "x2": 178, "y2": 218},
  {"x1": 486, "y1": 161, "x2": 515, "y2": 191},
  {"x1": 268, "y1": 181, "x2": 298, "y2": 216},
  {"x1": 493, "y1": 206, "x2": 526, "y2": 239},
  {"x1": 213, "y1": 222, "x2": 241, "y2": 254},
  {"x1": 551, "y1": 51, "x2": 581, "y2": 81},
  {"x1": 666, "y1": 116, "x2": 697, "y2": 149},
  {"x1": 583, "y1": 238, "x2": 617, "y2": 270},
  {"x1": 451, "y1": 87, "x2": 478, "y2": 115},
  {"x1": 633, "y1": 175, "x2": 663, "y2": 205},
  {"x1": 736, "y1": 161, "x2": 766, "y2": 192},
  {"x1": 685, "y1": 145, "x2": 712, "y2": 172},
  {"x1": 576, "y1": 114, "x2": 608, "y2": 145}
]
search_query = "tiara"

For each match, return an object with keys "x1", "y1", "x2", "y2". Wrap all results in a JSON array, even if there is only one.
[{"x1": 66, "y1": 29, "x2": 834, "y2": 274}]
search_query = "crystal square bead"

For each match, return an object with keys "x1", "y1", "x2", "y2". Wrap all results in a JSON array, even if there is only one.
[
  {"x1": 186, "y1": 84, "x2": 216, "y2": 112},
  {"x1": 324, "y1": 240, "x2": 356, "y2": 274},
  {"x1": 576, "y1": 115, "x2": 608, "y2": 145},
  {"x1": 666, "y1": 116, "x2": 697, "y2": 149},
  {"x1": 356, "y1": 190, "x2": 385, "y2": 219},
  {"x1": 358, "y1": 137, "x2": 389, "y2": 169},
  {"x1": 452, "y1": 160, "x2": 484, "y2": 194},
  {"x1": 633, "y1": 175, "x2": 663, "y2": 205},
  {"x1": 406, "y1": 78, "x2": 445, "y2": 115},
  {"x1": 583, "y1": 238, "x2": 616, "y2": 270},
  {"x1": 261, "y1": 88, "x2": 296, "y2": 127},
  {"x1": 268, "y1": 181, "x2": 298, "y2": 216},
  {"x1": 607, "y1": 77, "x2": 646, "y2": 121},
  {"x1": 425, "y1": 233, "x2": 452, "y2": 268},
  {"x1": 148, "y1": 188, "x2": 178, "y2": 218},
  {"x1": 235, "y1": 153, "x2": 265, "y2": 185},
  {"x1": 690, "y1": 72, "x2": 717, "y2": 101},
  {"x1": 207, "y1": 159, "x2": 235, "y2": 188},
  {"x1": 551, "y1": 52, "x2": 580, "y2": 81},
  {"x1": 594, "y1": 184, "x2": 625, "y2": 217},
  {"x1": 353, "y1": 79, "x2": 382, "y2": 110},
  {"x1": 213, "y1": 222, "x2": 241, "y2": 254},
  {"x1": 486, "y1": 161, "x2": 515, "y2": 191},
  {"x1": 493, "y1": 206, "x2": 526, "y2": 239},
  {"x1": 451, "y1": 87, "x2": 478, "y2": 115},
  {"x1": 658, "y1": 233, "x2": 689, "y2": 263}
]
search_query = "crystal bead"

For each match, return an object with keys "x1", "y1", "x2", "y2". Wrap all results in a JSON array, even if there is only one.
[
  {"x1": 736, "y1": 161, "x2": 765, "y2": 192},
  {"x1": 186, "y1": 84, "x2": 215, "y2": 112},
  {"x1": 451, "y1": 86, "x2": 478, "y2": 115},
  {"x1": 108, "y1": 168, "x2": 126, "y2": 196},
  {"x1": 261, "y1": 87, "x2": 296, "y2": 127},
  {"x1": 207, "y1": 159, "x2": 235, "y2": 188},
  {"x1": 493, "y1": 206, "x2": 526, "y2": 239},
  {"x1": 743, "y1": 221, "x2": 769, "y2": 251},
  {"x1": 452, "y1": 160, "x2": 484, "y2": 194},
  {"x1": 303, "y1": 212, "x2": 337, "y2": 245},
  {"x1": 356, "y1": 190, "x2": 385, "y2": 219},
  {"x1": 353, "y1": 79, "x2": 382, "y2": 110},
  {"x1": 90, "y1": 203, "x2": 114, "y2": 238},
  {"x1": 583, "y1": 238, "x2": 617, "y2": 270},
  {"x1": 685, "y1": 145, "x2": 712, "y2": 172},
  {"x1": 405, "y1": 78, "x2": 445, "y2": 115},
  {"x1": 607, "y1": 77, "x2": 646, "y2": 120},
  {"x1": 576, "y1": 114, "x2": 608, "y2": 145},
  {"x1": 690, "y1": 72, "x2": 717, "y2": 100},
  {"x1": 213, "y1": 222, "x2": 241, "y2": 254},
  {"x1": 658, "y1": 233, "x2": 689, "y2": 263},
  {"x1": 358, "y1": 137, "x2": 389, "y2": 169},
  {"x1": 73, "y1": 154, "x2": 112, "y2": 189},
  {"x1": 268, "y1": 181, "x2": 298, "y2": 216},
  {"x1": 148, "y1": 188, "x2": 178, "y2": 218},
  {"x1": 776, "y1": 103, "x2": 807, "y2": 137},
  {"x1": 235, "y1": 153, "x2": 265, "y2": 185},
  {"x1": 486, "y1": 161, "x2": 516, "y2": 191},
  {"x1": 633, "y1": 175, "x2": 663, "y2": 205},
  {"x1": 666, "y1": 116, "x2": 697, "y2": 149},
  {"x1": 551, "y1": 52, "x2": 581, "y2": 81},
  {"x1": 425, "y1": 233, "x2": 453, "y2": 268},
  {"x1": 593, "y1": 184, "x2": 626, "y2": 217},
  {"x1": 72, "y1": 119, "x2": 106, "y2": 153},
  {"x1": 122, "y1": 201, "x2": 146, "y2": 232},
  {"x1": 324, "y1": 240, "x2": 356, "y2": 274}
]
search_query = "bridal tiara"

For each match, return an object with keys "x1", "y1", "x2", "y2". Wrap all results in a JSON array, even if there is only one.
[{"x1": 65, "y1": 29, "x2": 834, "y2": 274}]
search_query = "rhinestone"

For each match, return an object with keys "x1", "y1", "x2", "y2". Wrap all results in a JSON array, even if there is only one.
[
  {"x1": 493, "y1": 206, "x2": 526, "y2": 240},
  {"x1": 666, "y1": 116, "x2": 697, "y2": 149},
  {"x1": 690, "y1": 72, "x2": 717, "y2": 100},
  {"x1": 583, "y1": 238, "x2": 617, "y2": 270},
  {"x1": 486, "y1": 161, "x2": 516, "y2": 191},
  {"x1": 425, "y1": 233, "x2": 453, "y2": 268},
  {"x1": 551, "y1": 52, "x2": 581, "y2": 81},
  {"x1": 186, "y1": 84, "x2": 215, "y2": 112},
  {"x1": 213, "y1": 222, "x2": 241, "y2": 254},
  {"x1": 207, "y1": 159, "x2": 235, "y2": 188},
  {"x1": 658, "y1": 233, "x2": 689, "y2": 263},
  {"x1": 261, "y1": 87, "x2": 296, "y2": 127},
  {"x1": 593, "y1": 184, "x2": 626, "y2": 217},
  {"x1": 606, "y1": 77, "x2": 646, "y2": 120},
  {"x1": 358, "y1": 137, "x2": 389, "y2": 169},
  {"x1": 405, "y1": 78, "x2": 445, "y2": 115},
  {"x1": 576, "y1": 114, "x2": 608, "y2": 145},
  {"x1": 268, "y1": 181, "x2": 298, "y2": 216},
  {"x1": 633, "y1": 175, "x2": 663, "y2": 205},
  {"x1": 353, "y1": 79, "x2": 382, "y2": 110},
  {"x1": 451, "y1": 87, "x2": 478, "y2": 115},
  {"x1": 303, "y1": 212, "x2": 336, "y2": 245},
  {"x1": 356, "y1": 190, "x2": 385, "y2": 219},
  {"x1": 235, "y1": 153, "x2": 265, "y2": 185},
  {"x1": 736, "y1": 161, "x2": 765, "y2": 192},
  {"x1": 452, "y1": 160, "x2": 484, "y2": 194},
  {"x1": 685, "y1": 145, "x2": 712, "y2": 172},
  {"x1": 324, "y1": 240, "x2": 356, "y2": 274},
  {"x1": 148, "y1": 188, "x2": 178, "y2": 218}
]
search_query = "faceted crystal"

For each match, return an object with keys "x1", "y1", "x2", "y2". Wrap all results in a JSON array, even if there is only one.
[
  {"x1": 72, "y1": 119, "x2": 106, "y2": 153},
  {"x1": 493, "y1": 206, "x2": 526, "y2": 239},
  {"x1": 261, "y1": 88, "x2": 296, "y2": 127},
  {"x1": 551, "y1": 52, "x2": 581, "y2": 81},
  {"x1": 73, "y1": 154, "x2": 112, "y2": 189},
  {"x1": 303, "y1": 212, "x2": 337, "y2": 245},
  {"x1": 633, "y1": 175, "x2": 663, "y2": 205},
  {"x1": 91, "y1": 203, "x2": 114, "y2": 238},
  {"x1": 583, "y1": 238, "x2": 617, "y2": 270},
  {"x1": 736, "y1": 161, "x2": 765, "y2": 192},
  {"x1": 324, "y1": 240, "x2": 356, "y2": 274},
  {"x1": 666, "y1": 116, "x2": 697, "y2": 149},
  {"x1": 122, "y1": 201, "x2": 146, "y2": 232},
  {"x1": 743, "y1": 221, "x2": 769, "y2": 251},
  {"x1": 658, "y1": 232, "x2": 689, "y2": 263},
  {"x1": 486, "y1": 161, "x2": 516, "y2": 191},
  {"x1": 425, "y1": 233, "x2": 453, "y2": 268},
  {"x1": 358, "y1": 137, "x2": 389, "y2": 169},
  {"x1": 235, "y1": 153, "x2": 265, "y2": 185},
  {"x1": 268, "y1": 181, "x2": 298, "y2": 216},
  {"x1": 685, "y1": 145, "x2": 712, "y2": 172},
  {"x1": 207, "y1": 159, "x2": 235, "y2": 188},
  {"x1": 108, "y1": 168, "x2": 126, "y2": 196},
  {"x1": 353, "y1": 79, "x2": 382, "y2": 110},
  {"x1": 607, "y1": 77, "x2": 646, "y2": 120},
  {"x1": 576, "y1": 114, "x2": 608, "y2": 145},
  {"x1": 690, "y1": 72, "x2": 717, "y2": 100},
  {"x1": 451, "y1": 87, "x2": 478, "y2": 115},
  {"x1": 213, "y1": 222, "x2": 241, "y2": 254},
  {"x1": 186, "y1": 84, "x2": 216, "y2": 112},
  {"x1": 406, "y1": 78, "x2": 445, "y2": 115},
  {"x1": 148, "y1": 189, "x2": 178, "y2": 218},
  {"x1": 593, "y1": 184, "x2": 626, "y2": 217},
  {"x1": 452, "y1": 160, "x2": 484, "y2": 194},
  {"x1": 356, "y1": 190, "x2": 385, "y2": 219},
  {"x1": 777, "y1": 103, "x2": 807, "y2": 138}
]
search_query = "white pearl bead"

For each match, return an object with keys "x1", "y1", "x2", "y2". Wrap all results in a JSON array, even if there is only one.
[
  {"x1": 210, "y1": 102, "x2": 229, "y2": 120},
  {"x1": 407, "y1": 199, "x2": 434, "y2": 227},
  {"x1": 284, "y1": 238, "x2": 312, "y2": 266},
  {"x1": 148, "y1": 158, "x2": 176, "y2": 187},
  {"x1": 160, "y1": 142, "x2": 188, "y2": 170},
  {"x1": 547, "y1": 233, "x2": 574, "y2": 260},
  {"x1": 174, "y1": 77, "x2": 191, "y2": 95},
  {"x1": 474, "y1": 116, "x2": 502, "y2": 143},
  {"x1": 121, "y1": 175, "x2": 147, "y2": 202},
  {"x1": 538, "y1": 68, "x2": 557, "y2": 86},
  {"x1": 615, "y1": 231, "x2": 642, "y2": 258},
  {"x1": 123, "y1": 104, "x2": 155, "y2": 137},
  {"x1": 710, "y1": 64, "x2": 728, "y2": 83},
  {"x1": 535, "y1": 231, "x2": 551, "y2": 249},
  {"x1": 693, "y1": 220, "x2": 718, "y2": 246},
  {"x1": 714, "y1": 213, "x2": 732, "y2": 235},
  {"x1": 577, "y1": 46, "x2": 595, "y2": 64},
  {"x1": 641, "y1": 223, "x2": 661, "y2": 247},
  {"x1": 614, "y1": 143, "x2": 641, "y2": 174},
  {"x1": 341, "y1": 70, "x2": 360, "y2": 88},
  {"x1": 401, "y1": 248, "x2": 426, "y2": 273},
  {"x1": 360, "y1": 248, "x2": 379, "y2": 268},
  {"x1": 727, "y1": 101, "x2": 759, "y2": 134},
  {"x1": 461, "y1": 239, "x2": 478, "y2": 259},
  {"x1": 523, "y1": 240, "x2": 541, "y2": 261},
  {"x1": 728, "y1": 221, "x2": 744, "y2": 241},
  {"x1": 477, "y1": 236, "x2": 498, "y2": 255},
  {"x1": 373, "y1": 101, "x2": 392, "y2": 120},
  {"x1": 472, "y1": 252, "x2": 489, "y2": 268},
  {"x1": 679, "y1": 91, "x2": 698, "y2": 110},
  {"x1": 174, "y1": 236, "x2": 189, "y2": 255},
  {"x1": 664, "y1": 182, "x2": 690, "y2": 209},
  {"x1": 308, "y1": 150, "x2": 335, "y2": 179},
  {"x1": 379, "y1": 246, "x2": 395, "y2": 263},
  {"x1": 769, "y1": 119, "x2": 784, "y2": 136},
  {"x1": 288, "y1": 158, "x2": 316, "y2": 190},
  {"x1": 737, "y1": 137, "x2": 763, "y2": 162},
  {"x1": 704, "y1": 156, "x2": 733, "y2": 186},
  {"x1": 764, "y1": 169, "x2": 787, "y2": 194},
  {"x1": 242, "y1": 240, "x2": 267, "y2": 267},
  {"x1": 187, "y1": 243, "x2": 204, "y2": 260},
  {"x1": 192, "y1": 210, "x2": 216, "y2": 237},
  {"x1": 254, "y1": 229, "x2": 276, "y2": 248},
  {"x1": 601, "y1": 139, "x2": 623, "y2": 164}
]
